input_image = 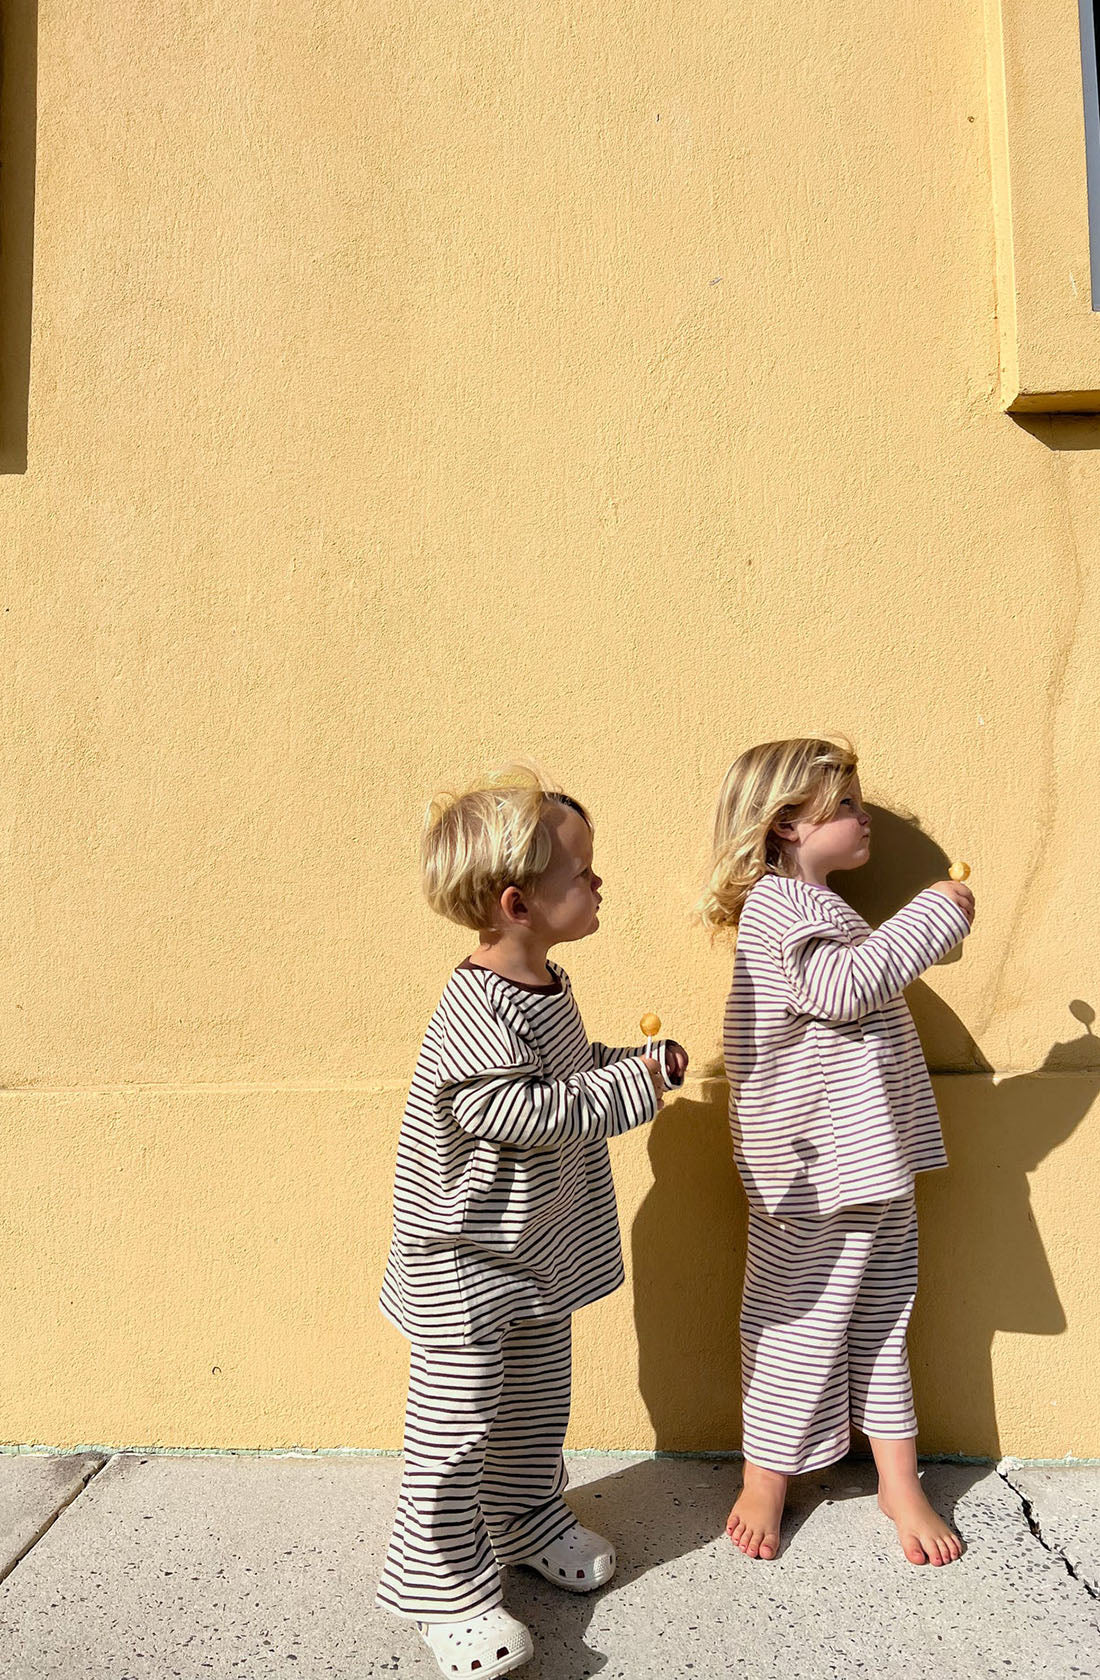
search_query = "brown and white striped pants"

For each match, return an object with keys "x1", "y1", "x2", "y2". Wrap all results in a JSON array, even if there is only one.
[
  {"x1": 740, "y1": 1194, "x2": 920, "y2": 1475},
  {"x1": 376, "y1": 1315, "x2": 575, "y2": 1621}
]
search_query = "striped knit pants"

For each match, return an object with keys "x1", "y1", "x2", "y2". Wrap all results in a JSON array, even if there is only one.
[
  {"x1": 740, "y1": 1194, "x2": 919, "y2": 1475},
  {"x1": 376, "y1": 1316, "x2": 575, "y2": 1621}
]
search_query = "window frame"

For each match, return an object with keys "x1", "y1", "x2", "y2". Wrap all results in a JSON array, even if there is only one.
[{"x1": 985, "y1": 0, "x2": 1100, "y2": 409}]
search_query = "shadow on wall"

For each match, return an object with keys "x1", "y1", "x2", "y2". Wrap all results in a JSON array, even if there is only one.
[
  {"x1": 1012, "y1": 414, "x2": 1100, "y2": 450},
  {"x1": 631, "y1": 805, "x2": 1096, "y2": 1457},
  {"x1": 0, "y1": 0, "x2": 37, "y2": 475}
]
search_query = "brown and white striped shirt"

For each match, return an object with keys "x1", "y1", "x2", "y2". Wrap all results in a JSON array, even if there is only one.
[
  {"x1": 379, "y1": 959, "x2": 658, "y2": 1345},
  {"x1": 723, "y1": 876, "x2": 971, "y2": 1218}
]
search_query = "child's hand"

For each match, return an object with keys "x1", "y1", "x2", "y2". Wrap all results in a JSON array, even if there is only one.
[
  {"x1": 640, "y1": 1055, "x2": 666, "y2": 1106},
  {"x1": 663, "y1": 1041, "x2": 690, "y2": 1084},
  {"x1": 929, "y1": 880, "x2": 976, "y2": 925}
]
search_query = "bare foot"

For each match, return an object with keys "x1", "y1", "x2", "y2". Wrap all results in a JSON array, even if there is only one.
[
  {"x1": 726, "y1": 1463, "x2": 787, "y2": 1560},
  {"x1": 878, "y1": 1479, "x2": 963, "y2": 1566}
]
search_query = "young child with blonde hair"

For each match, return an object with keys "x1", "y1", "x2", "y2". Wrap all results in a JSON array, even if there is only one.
[
  {"x1": 699, "y1": 738, "x2": 974, "y2": 1567},
  {"x1": 377, "y1": 766, "x2": 687, "y2": 1678}
]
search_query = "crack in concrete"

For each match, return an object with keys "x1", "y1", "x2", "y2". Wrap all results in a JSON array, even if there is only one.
[
  {"x1": 0, "y1": 1456, "x2": 108, "y2": 1587},
  {"x1": 998, "y1": 1467, "x2": 1099, "y2": 1603}
]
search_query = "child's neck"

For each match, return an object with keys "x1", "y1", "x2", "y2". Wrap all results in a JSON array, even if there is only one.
[
  {"x1": 471, "y1": 929, "x2": 554, "y2": 987},
  {"x1": 787, "y1": 855, "x2": 833, "y2": 889}
]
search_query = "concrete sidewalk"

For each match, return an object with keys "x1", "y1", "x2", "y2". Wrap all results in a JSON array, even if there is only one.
[{"x1": 0, "y1": 1453, "x2": 1095, "y2": 1679}]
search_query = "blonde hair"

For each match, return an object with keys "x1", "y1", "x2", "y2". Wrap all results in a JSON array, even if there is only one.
[
  {"x1": 697, "y1": 737, "x2": 858, "y2": 934},
  {"x1": 421, "y1": 763, "x2": 592, "y2": 931}
]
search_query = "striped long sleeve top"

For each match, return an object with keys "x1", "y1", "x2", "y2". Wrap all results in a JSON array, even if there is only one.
[
  {"x1": 379, "y1": 959, "x2": 659, "y2": 1345},
  {"x1": 723, "y1": 876, "x2": 972, "y2": 1218}
]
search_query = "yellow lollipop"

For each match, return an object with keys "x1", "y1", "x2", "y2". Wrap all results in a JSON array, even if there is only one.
[
  {"x1": 640, "y1": 1013, "x2": 661, "y2": 1054},
  {"x1": 948, "y1": 861, "x2": 971, "y2": 882}
]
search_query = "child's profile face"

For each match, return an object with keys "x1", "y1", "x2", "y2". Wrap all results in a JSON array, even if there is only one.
[
  {"x1": 787, "y1": 775, "x2": 872, "y2": 878},
  {"x1": 526, "y1": 804, "x2": 604, "y2": 946}
]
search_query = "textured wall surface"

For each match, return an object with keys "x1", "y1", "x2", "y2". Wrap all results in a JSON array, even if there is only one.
[{"x1": 0, "y1": 0, "x2": 1096, "y2": 1455}]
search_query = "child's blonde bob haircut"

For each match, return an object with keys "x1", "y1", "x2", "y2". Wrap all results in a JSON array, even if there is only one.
[
  {"x1": 421, "y1": 764, "x2": 592, "y2": 932},
  {"x1": 697, "y1": 737, "x2": 858, "y2": 934}
]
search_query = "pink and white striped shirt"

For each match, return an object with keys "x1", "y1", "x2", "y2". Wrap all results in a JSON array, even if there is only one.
[{"x1": 723, "y1": 875, "x2": 971, "y2": 1218}]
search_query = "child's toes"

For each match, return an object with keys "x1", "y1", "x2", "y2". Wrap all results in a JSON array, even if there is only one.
[{"x1": 903, "y1": 1533, "x2": 928, "y2": 1565}]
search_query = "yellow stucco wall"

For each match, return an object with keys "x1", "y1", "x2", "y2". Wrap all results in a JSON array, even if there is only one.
[{"x1": 0, "y1": 1, "x2": 1097, "y2": 1456}]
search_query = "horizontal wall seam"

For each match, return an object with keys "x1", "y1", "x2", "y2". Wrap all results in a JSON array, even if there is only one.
[
  {"x1": 0, "y1": 1081, "x2": 412, "y2": 1097},
  {"x1": 0, "y1": 1071, "x2": 1095, "y2": 1097}
]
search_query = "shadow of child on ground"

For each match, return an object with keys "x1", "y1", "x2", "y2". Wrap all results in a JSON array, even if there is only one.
[
  {"x1": 498, "y1": 1458, "x2": 993, "y2": 1678},
  {"x1": 502, "y1": 1458, "x2": 733, "y2": 1678}
]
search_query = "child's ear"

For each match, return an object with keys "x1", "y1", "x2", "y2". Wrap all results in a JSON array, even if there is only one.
[
  {"x1": 499, "y1": 885, "x2": 529, "y2": 925},
  {"x1": 772, "y1": 820, "x2": 797, "y2": 842}
]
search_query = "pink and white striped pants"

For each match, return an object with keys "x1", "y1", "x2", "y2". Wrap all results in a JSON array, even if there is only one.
[{"x1": 740, "y1": 1194, "x2": 920, "y2": 1475}]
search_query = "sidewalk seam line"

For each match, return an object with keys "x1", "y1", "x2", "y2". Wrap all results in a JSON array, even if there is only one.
[{"x1": 0, "y1": 1455, "x2": 109, "y2": 1587}]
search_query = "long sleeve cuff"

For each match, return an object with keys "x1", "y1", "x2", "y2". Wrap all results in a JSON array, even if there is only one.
[{"x1": 614, "y1": 1051, "x2": 660, "y2": 1128}]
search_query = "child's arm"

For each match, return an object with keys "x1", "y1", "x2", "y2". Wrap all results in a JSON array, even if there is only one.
[
  {"x1": 592, "y1": 1040, "x2": 680, "y2": 1068},
  {"x1": 449, "y1": 1057, "x2": 660, "y2": 1149},
  {"x1": 779, "y1": 888, "x2": 971, "y2": 1024},
  {"x1": 438, "y1": 984, "x2": 663, "y2": 1149}
]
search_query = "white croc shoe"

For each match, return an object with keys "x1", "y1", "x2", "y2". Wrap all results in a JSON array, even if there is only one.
[
  {"x1": 516, "y1": 1522, "x2": 616, "y2": 1592},
  {"x1": 417, "y1": 1607, "x2": 534, "y2": 1678}
]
